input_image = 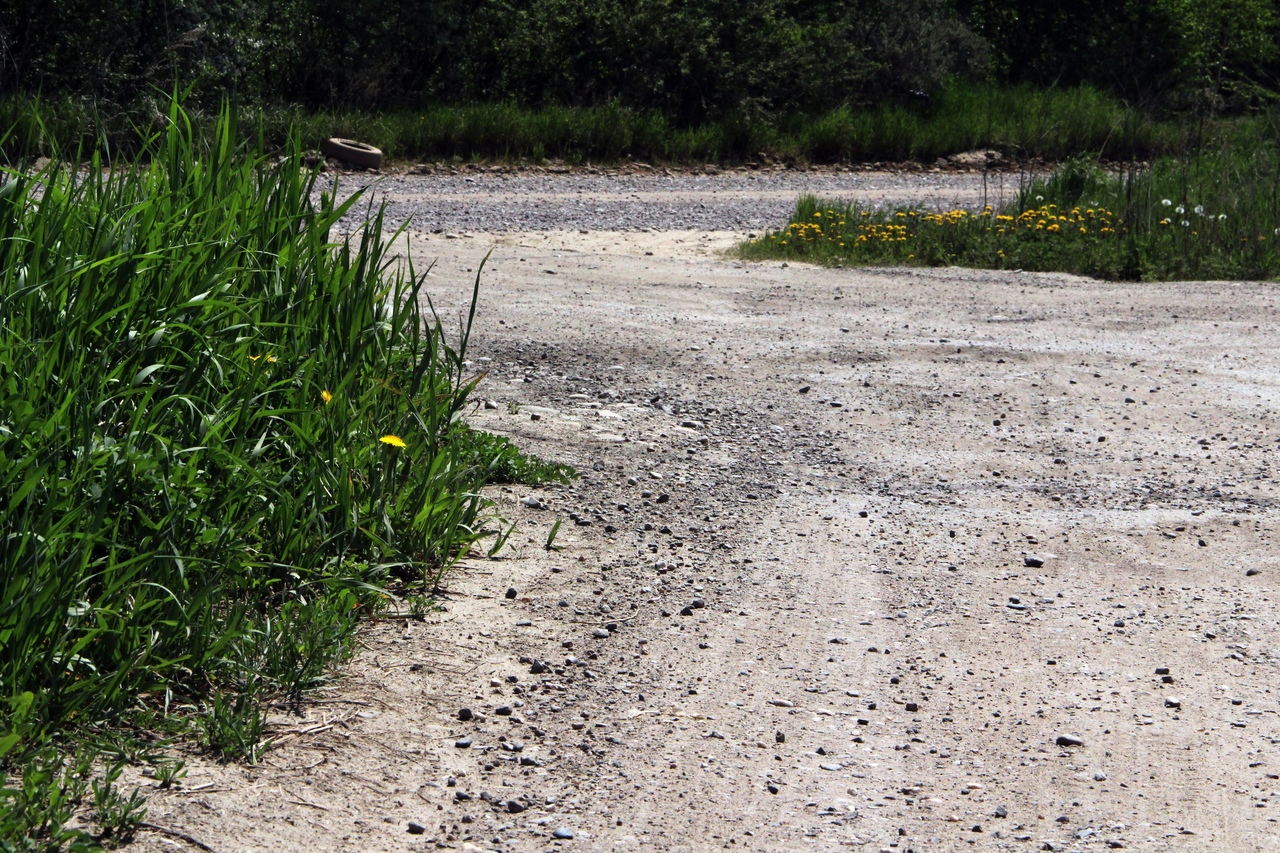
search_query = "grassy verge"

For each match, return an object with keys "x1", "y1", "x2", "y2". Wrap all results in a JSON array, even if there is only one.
[
  {"x1": 3, "y1": 86, "x2": 1273, "y2": 167},
  {"x1": 0, "y1": 102, "x2": 569, "y2": 848},
  {"x1": 740, "y1": 133, "x2": 1280, "y2": 281}
]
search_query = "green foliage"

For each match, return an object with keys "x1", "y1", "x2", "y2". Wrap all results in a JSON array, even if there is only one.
[
  {"x1": 0, "y1": 97, "x2": 551, "y2": 842},
  {"x1": 957, "y1": 0, "x2": 1279, "y2": 113},
  {"x1": 0, "y1": 747, "x2": 100, "y2": 852},
  {"x1": 2, "y1": 0, "x2": 1276, "y2": 126},
  {"x1": 0, "y1": 85, "x2": 1231, "y2": 166},
  {"x1": 200, "y1": 689, "x2": 268, "y2": 764},
  {"x1": 454, "y1": 426, "x2": 577, "y2": 486},
  {"x1": 742, "y1": 129, "x2": 1280, "y2": 281},
  {"x1": 0, "y1": 0, "x2": 978, "y2": 119}
]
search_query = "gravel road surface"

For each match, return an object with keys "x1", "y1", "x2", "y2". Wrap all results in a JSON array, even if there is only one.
[
  {"x1": 346, "y1": 169, "x2": 1020, "y2": 233},
  {"x1": 128, "y1": 174, "x2": 1280, "y2": 853}
]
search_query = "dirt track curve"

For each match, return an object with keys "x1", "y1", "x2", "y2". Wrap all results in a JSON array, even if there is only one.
[{"x1": 127, "y1": 173, "x2": 1280, "y2": 853}]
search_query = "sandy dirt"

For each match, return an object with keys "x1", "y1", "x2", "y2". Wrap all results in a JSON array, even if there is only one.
[{"x1": 125, "y1": 217, "x2": 1280, "y2": 852}]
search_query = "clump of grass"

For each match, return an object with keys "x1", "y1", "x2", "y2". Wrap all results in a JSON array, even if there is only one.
[
  {"x1": 453, "y1": 425, "x2": 577, "y2": 485},
  {"x1": 5, "y1": 86, "x2": 1271, "y2": 168},
  {"x1": 0, "y1": 98, "x2": 568, "y2": 843},
  {"x1": 742, "y1": 140, "x2": 1280, "y2": 280}
]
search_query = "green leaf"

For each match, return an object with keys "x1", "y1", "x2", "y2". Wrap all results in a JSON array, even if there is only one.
[{"x1": 132, "y1": 363, "x2": 165, "y2": 386}]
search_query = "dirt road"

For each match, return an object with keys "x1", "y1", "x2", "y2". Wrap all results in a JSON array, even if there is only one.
[{"x1": 131, "y1": 190, "x2": 1280, "y2": 853}]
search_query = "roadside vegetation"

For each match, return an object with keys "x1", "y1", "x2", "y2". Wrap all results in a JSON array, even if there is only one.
[
  {"x1": 2, "y1": 1, "x2": 1277, "y2": 169},
  {"x1": 0, "y1": 85, "x2": 1226, "y2": 167},
  {"x1": 740, "y1": 128, "x2": 1280, "y2": 281},
  {"x1": 0, "y1": 103, "x2": 570, "y2": 848}
]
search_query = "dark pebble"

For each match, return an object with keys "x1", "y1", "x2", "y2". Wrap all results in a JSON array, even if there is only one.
[
  {"x1": 591, "y1": 628, "x2": 611, "y2": 639},
  {"x1": 1055, "y1": 735, "x2": 1084, "y2": 747},
  {"x1": 507, "y1": 800, "x2": 526, "y2": 814},
  {"x1": 505, "y1": 587, "x2": 518, "y2": 599},
  {"x1": 407, "y1": 821, "x2": 426, "y2": 835},
  {"x1": 530, "y1": 660, "x2": 549, "y2": 674},
  {"x1": 766, "y1": 784, "x2": 779, "y2": 795},
  {"x1": 775, "y1": 730, "x2": 786, "y2": 744},
  {"x1": 690, "y1": 598, "x2": 706, "y2": 609},
  {"x1": 905, "y1": 702, "x2": 919, "y2": 712},
  {"x1": 553, "y1": 828, "x2": 575, "y2": 840},
  {"x1": 495, "y1": 705, "x2": 513, "y2": 716},
  {"x1": 459, "y1": 708, "x2": 474, "y2": 721},
  {"x1": 680, "y1": 606, "x2": 694, "y2": 616},
  {"x1": 994, "y1": 805, "x2": 1008, "y2": 818},
  {"x1": 1024, "y1": 555, "x2": 1045, "y2": 568},
  {"x1": 455, "y1": 736, "x2": 473, "y2": 748}
]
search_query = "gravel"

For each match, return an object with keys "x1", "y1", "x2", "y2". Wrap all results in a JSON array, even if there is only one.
[{"x1": 336, "y1": 170, "x2": 1014, "y2": 234}]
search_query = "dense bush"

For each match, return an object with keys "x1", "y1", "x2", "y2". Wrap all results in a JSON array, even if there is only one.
[
  {"x1": 956, "y1": 0, "x2": 1279, "y2": 113},
  {"x1": 0, "y1": 0, "x2": 982, "y2": 118}
]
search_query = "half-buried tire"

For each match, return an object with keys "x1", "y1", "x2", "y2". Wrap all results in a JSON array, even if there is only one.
[{"x1": 321, "y1": 138, "x2": 383, "y2": 170}]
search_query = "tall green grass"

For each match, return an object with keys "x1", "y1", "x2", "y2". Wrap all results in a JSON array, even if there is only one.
[
  {"x1": 3, "y1": 86, "x2": 1270, "y2": 167},
  {"x1": 0, "y1": 100, "x2": 553, "y2": 846},
  {"x1": 741, "y1": 130, "x2": 1280, "y2": 281}
]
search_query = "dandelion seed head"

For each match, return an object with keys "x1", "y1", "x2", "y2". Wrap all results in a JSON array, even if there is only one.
[{"x1": 1162, "y1": 199, "x2": 1172, "y2": 207}]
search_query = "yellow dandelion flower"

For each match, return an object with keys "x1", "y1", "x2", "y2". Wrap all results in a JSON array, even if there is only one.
[
  {"x1": 379, "y1": 434, "x2": 407, "y2": 448},
  {"x1": 321, "y1": 390, "x2": 333, "y2": 404}
]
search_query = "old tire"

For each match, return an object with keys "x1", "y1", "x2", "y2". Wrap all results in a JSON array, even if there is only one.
[{"x1": 321, "y1": 138, "x2": 383, "y2": 170}]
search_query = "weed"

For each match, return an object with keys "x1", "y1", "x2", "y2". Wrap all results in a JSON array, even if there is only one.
[
  {"x1": 6, "y1": 86, "x2": 1274, "y2": 167},
  {"x1": 545, "y1": 518, "x2": 565, "y2": 552},
  {"x1": 0, "y1": 96, "x2": 556, "y2": 841},
  {"x1": 742, "y1": 135, "x2": 1280, "y2": 281},
  {"x1": 0, "y1": 747, "x2": 99, "y2": 852},
  {"x1": 149, "y1": 761, "x2": 186, "y2": 791},
  {"x1": 454, "y1": 425, "x2": 578, "y2": 485},
  {"x1": 201, "y1": 690, "x2": 268, "y2": 765},
  {"x1": 90, "y1": 763, "x2": 146, "y2": 846}
]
